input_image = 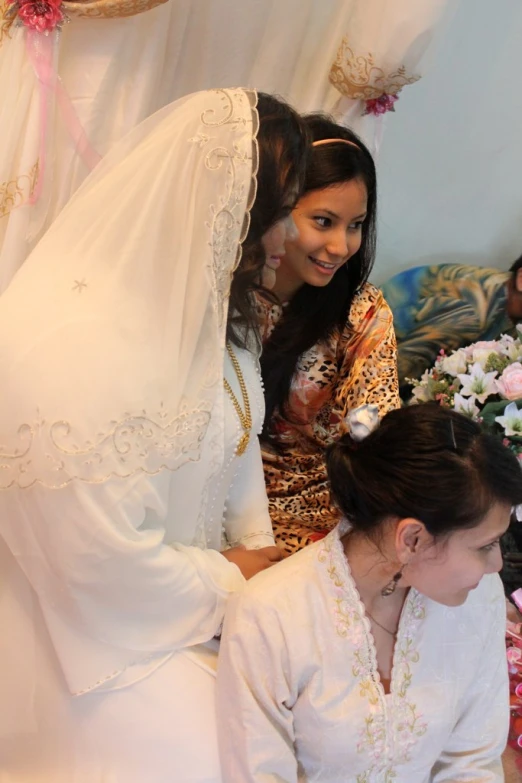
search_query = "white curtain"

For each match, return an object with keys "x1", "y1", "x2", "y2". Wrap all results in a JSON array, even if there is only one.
[
  {"x1": 326, "y1": 0, "x2": 458, "y2": 153},
  {"x1": 0, "y1": 0, "x2": 451, "y2": 291}
]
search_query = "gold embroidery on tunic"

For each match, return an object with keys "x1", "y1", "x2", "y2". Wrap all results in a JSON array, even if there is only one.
[
  {"x1": 0, "y1": 161, "x2": 39, "y2": 219},
  {"x1": 329, "y1": 37, "x2": 420, "y2": 101},
  {"x1": 320, "y1": 531, "x2": 427, "y2": 781}
]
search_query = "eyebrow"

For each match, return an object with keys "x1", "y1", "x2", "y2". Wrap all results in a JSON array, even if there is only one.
[
  {"x1": 319, "y1": 209, "x2": 367, "y2": 220},
  {"x1": 478, "y1": 535, "x2": 502, "y2": 546},
  {"x1": 477, "y1": 526, "x2": 510, "y2": 546}
]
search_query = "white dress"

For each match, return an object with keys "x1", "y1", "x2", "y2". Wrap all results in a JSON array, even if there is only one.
[
  {"x1": 0, "y1": 346, "x2": 273, "y2": 782},
  {"x1": 217, "y1": 525, "x2": 509, "y2": 783}
]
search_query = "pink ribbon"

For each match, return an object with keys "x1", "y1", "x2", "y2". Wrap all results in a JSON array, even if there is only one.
[{"x1": 25, "y1": 29, "x2": 102, "y2": 204}]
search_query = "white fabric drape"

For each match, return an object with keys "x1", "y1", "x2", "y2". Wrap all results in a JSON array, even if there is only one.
[
  {"x1": 0, "y1": 87, "x2": 278, "y2": 781},
  {"x1": 0, "y1": 87, "x2": 259, "y2": 492},
  {"x1": 328, "y1": 0, "x2": 455, "y2": 129},
  {"x1": 1, "y1": 0, "x2": 452, "y2": 291}
]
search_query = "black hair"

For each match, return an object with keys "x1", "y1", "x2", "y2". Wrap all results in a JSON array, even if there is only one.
[
  {"x1": 326, "y1": 404, "x2": 522, "y2": 539},
  {"x1": 227, "y1": 93, "x2": 308, "y2": 349},
  {"x1": 510, "y1": 253, "x2": 522, "y2": 276},
  {"x1": 260, "y1": 114, "x2": 377, "y2": 435}
]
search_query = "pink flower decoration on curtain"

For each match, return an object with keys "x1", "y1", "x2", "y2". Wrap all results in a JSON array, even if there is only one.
[
  {"x1": 364, "y1": 93, "x2": 399, "y2": 116},
  {"x1": 8, "y1": 0, "x2": 64, "y2": 32}
]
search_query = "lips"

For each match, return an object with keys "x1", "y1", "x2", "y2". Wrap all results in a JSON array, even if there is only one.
[
  {"x1": 265, "y1": 256, "x2": 281, "y2": 270},
  {"x1": 309, "y1": 256, "x2": 339, "y2": 274}
]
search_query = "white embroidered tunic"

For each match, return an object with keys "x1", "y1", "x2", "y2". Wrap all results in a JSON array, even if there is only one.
[
  {"x1": 217, "y1": 525, "x2": 509, "y2": 783},
  {"x1": 0, "y1": 347, "x2": 274, "y2": 781}
]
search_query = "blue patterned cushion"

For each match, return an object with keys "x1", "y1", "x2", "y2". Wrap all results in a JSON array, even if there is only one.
[{"x1": 381, "y1": 263, "x2": 511, "y2": 384}]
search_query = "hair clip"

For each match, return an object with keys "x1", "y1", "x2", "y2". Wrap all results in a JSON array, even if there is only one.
[{"x1": 449, "y1": 419, "x2": 457, "y2": 450}]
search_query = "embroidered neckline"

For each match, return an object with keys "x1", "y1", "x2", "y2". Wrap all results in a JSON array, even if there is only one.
[{"x1": 318, "y1": 525, "x2": 427, "y2": 779}]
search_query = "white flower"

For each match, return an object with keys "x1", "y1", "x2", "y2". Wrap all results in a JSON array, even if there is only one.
[
  {"x1": 346, "y1": 404, "x2": 380, "y2": 442},
  {"x1": 453, "y1": 393, "x2": 480, "y2": 419},
  {"x1": 499, "y1": 334, "x2": 522, "y2": 362},
  {"x1": 504, "y1": 343, "x2": 522, "y2": 363},
  {"x1": 411, "y1": 383, "x2": 432, "y2": 403},
  {"x1": 439, "y1": 349, "x2": 468, "y2": 376},
  {"x1": 471, "y1": 348, "x2": 497, "y2": 370},
  {"x1": 409, "y1": 369, "x2": 435, "y2": 402},
  {"x1": 495, "y1": 401, "x2": 522, "y2": 436},
  {"x1": 457, "y1": 363, "x2": 498, "y2": 404}
]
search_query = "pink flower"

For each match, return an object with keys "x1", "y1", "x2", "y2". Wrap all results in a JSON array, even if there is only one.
[
  {"x1": 363, "y1": 93, "x2": 399, "y2": 116},
  {"x1": 17, "y1": 0, "x2": 63, "y2": 32},
  {"x1": 472, "y1": 340, "x2": 500, "y2": 351},
  {"x1": 462, "y1": 340, "x2": 498, "y2": 359},
  {"x1": 497, "y1": 362, "x2": 522, "y2": 401}
]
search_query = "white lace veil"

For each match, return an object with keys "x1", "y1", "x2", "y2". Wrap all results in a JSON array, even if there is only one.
[{"x1": 0, "y1": 88, "x2": 259, "y2": 506}]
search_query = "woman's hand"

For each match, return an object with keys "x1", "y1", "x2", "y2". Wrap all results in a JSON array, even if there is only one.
[{"x1": 222, "y1": 546, "x2": 283, "y2": 580}]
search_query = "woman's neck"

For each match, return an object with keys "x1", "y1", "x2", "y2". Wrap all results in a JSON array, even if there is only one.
[
  {"x1": 341, "y1": 531, "x2": 408, "y2": 614},
  {"x1": 271, "y1": 271, "x2": 303, "y2": 303}
]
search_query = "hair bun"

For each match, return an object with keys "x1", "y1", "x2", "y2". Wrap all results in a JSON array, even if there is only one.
[{"x1": 339, "y1": 434, "x2": 360, "y2": 453}]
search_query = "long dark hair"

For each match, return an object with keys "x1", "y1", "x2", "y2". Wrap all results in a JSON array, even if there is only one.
[
  {"x1": 326, "y1": 405, "x2": 522, "y2": 539},
  {"x1": 260, "y1": 114, "x2": 377, "y2": 434},
  {"x1": 227, "y1": 93, "x2": 308, "y2": 348}
]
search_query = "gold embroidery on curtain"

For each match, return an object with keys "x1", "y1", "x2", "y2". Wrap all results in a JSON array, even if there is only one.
[
  {"x1": 63, "y1": 0, "x2": 168, "y2": 20},
  {"x1": 0, "y1": 162, "x2": 39, "y2": 219},
  {"x1": 329, "y1": 37, "x2": 420, "y2": 101},
  {"x1": 0, "y1": 0, "x2": 15, "y2": 48}
]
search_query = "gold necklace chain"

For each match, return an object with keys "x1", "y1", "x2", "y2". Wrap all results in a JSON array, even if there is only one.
[
  {"x1": 223, "y1": 342, "x2": 252, "y2": 457},
  {"x1": 365, "y1": 609, "x2": 397, "y2": 639}
]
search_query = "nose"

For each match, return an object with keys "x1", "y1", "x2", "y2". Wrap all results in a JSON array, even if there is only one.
[
  {"x1": 327, "y1": 229, "x2": 350, "y2": 261},
  {"x1": 285, "y1": 214, "x2": 299, "y2": 242},
  {"x1": 486, "y1": 547, "x2": 503, "y2": 575}
]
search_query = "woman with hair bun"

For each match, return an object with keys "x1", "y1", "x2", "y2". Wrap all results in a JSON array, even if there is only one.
[{"x1": 218, "y1": 404, "x2": 521, "y2": 782}]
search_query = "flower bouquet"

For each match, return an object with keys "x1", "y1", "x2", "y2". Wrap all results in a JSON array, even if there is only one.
[{"x1": 409, "y1": 329, "x2": 522, "y2": 460}]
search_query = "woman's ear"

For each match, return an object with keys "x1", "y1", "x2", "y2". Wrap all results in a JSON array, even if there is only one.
[{"x1": 394, "y1": 517, "x2": 432, "y2": 563}]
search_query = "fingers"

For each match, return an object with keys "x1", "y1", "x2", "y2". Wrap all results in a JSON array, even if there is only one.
[{"x1": 260, "y1": 546, "x2": 284, "y2": 562}]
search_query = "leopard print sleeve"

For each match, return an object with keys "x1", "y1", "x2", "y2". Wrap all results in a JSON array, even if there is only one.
[{"x1": 335, "y1": 286, "x2": 400, "y2": 420}]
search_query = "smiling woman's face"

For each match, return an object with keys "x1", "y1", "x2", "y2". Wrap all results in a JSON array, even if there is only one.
[{"x1": 272, "y1": 178, "x2": 368, "y2": 302}]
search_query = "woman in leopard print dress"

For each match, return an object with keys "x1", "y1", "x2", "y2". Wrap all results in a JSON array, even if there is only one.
[{"x1": 259, "y1": 116, "x2": 399, "y2": 555}]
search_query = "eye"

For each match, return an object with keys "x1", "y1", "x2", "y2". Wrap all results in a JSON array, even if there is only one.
[
  {"x1": 348, "y1": 220, "x2": 365, "y2": 232},
  {"x1": 313, "y1": 216, "x2": 332, "y2": 228},
  {"x1": 480, "y1": 539, "x2": 500, "y2": 552}
]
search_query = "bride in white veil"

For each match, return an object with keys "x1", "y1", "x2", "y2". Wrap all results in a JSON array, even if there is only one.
[{"x1": 0, "y1": 88, "x2": 307, "y2": 782}]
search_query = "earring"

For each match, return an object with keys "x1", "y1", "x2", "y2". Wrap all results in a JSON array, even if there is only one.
[{"x1": 381, "y1": 567, "x2": 404, "y2": 597}]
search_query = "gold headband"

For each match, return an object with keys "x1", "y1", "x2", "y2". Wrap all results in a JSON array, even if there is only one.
[{"x1": 312, "y1": 138, "x2": 360, "y2": 150}]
